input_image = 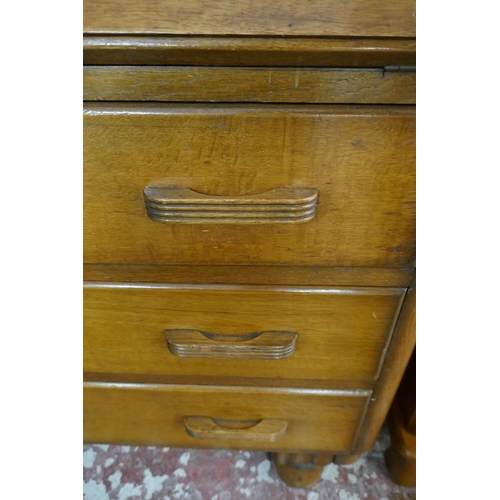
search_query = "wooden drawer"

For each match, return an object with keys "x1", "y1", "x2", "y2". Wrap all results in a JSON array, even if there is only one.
[
  {"x1": 84, "y1": 284, "x2": 404, "y2": 387},
  {"x1": 83, "y1": 382, "x2": 369, "y2": 452},
  {"x1": 84, "y1": 66, "x2": 415, "y2": 104},
  {"x1": 84, "y1": 104, "x2": 415, "y2": 268}
]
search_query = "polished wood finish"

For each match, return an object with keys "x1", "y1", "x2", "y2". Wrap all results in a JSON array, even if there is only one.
[
  {"x1": 165, "y1": 330, "x2": 297, "y2": 360},
  {"x1": 83, "y1": 0, "x2": 415, "y2": 486},
  {"x1": 385, "y1": 348, "x2": 416, "y2": 486},
  {"x1": 143, "y1": 186, "x2": 318, "y2": 224},
  {"x1": 353, "y1": 275, "x2": 416, "y2": 454},
  {"x1": 84, "y1": 66, "x2": 415, "y2": 104},
  {"x1": 84, "y1": 284, "x2": 404, "y2": 384},
  {"x1": 84, "y1": 383, "x2": 370, "y2": 452},
  {"x1": 272, "y1": 452, "x2": 334, "y2": 488},
  {"x1": 83, "y1": 0, "x2": 416, "y2": 37},
  {"x1": 83, "y1": 36, "x2": 416, "y2": 67},
  {"x1": 385, "y1": 404, "x2": 416, "y2": 487},
  {"x1": 84, "y1": 104, "x2": 415, "y2": 267},
  {"x1": 83, "y1": 264, "x2": 414, "y2": 288},
  {"x1": 394, "y1": 349, "x2": 416, "y2": 433},
  {"x1": 83, "y1": 373, "x2": 374, "y2": 391},
  {"x1": 184, "y1": 416, "x2": 288, "y2": 442},
  {"x1": 334, "y1": 454, "x2": 361, "y2": 465}
]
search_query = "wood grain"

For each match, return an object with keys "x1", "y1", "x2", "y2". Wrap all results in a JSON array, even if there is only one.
[
  {"x1": 184, "y1": 416, "x2": 287, "y2": 442},
  {"x1": 352, "y1": 274, "x2": 416, "y2": 454},
  {"x1": 83, "y1": 36, "x2": 416, "y2": 67},
  {"x1": 82, "y1": 372, "x2": 374, "y2": 391},
  {"x1": 385, "y1": 403, "x2": 416, "y2": 487},
  {"x1": 82, "y1": 0, "x2": 417, "y2": 479},
  {"x1": 83, "y1": 104, "x2": 416, "y2": 268},
  {"x1": 83, "y1": 284, "x2": 405, "y2": 384},
  {"x1": 272, "y1": 452, "x2": 334, "y2": 487},
  {"x1": 84, "y1": 66, "x2": 415, "y2": 104},
  {"x1": 143, "y1": 186, "x2": 318, "y2": 224},
  {"x1": 83, "y1": 264, "x2": 414, "y2": 288},
  {"x1": 334, "y1": 454, "x2": 361, "y2": 464},
  {"x1": 83, "y1": 382, "x2": 369, "y2": 452},
  {"x1": 385, "y1": 347, "x2": 415, "y2": 486},
  {"x1": 395, "y1": 348, "x2": 416, "y2": 432},
  {"x1": 83, "y1": 0, "x2": 416, "y2": 37},
  {"x1": 165, "y1": 330, "x2": 297, "y2": 360}
]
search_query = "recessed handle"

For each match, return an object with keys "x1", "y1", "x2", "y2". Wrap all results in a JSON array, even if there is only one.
[
  {"x1": 144, "y1": 186, "x2": 318, "y2": 223},
  {"x1": 184, "y1": 416, "x2": 288, "y2": 442},
  {"x1": 165, "y1": 330, "x2": 297, "y2": 359}
]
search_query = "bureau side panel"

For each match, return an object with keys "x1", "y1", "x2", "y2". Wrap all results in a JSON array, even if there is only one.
[{"x1": 353, "y1": 274, "x2": 416, "y2": 454}]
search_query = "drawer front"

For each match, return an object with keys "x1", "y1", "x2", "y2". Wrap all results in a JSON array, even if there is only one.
[
  {"x1": 84, "y1": 383, "x2": 369, "y2": 452},
  {"x1": 84, "y1": 66, "x2": 415, "y2": 104},
  {"x1": 84, "y1": 104, "x2": 415, "y2": 268},
  {"x1": 84, "y1": 284, "x2": 404, "y2": 386}
]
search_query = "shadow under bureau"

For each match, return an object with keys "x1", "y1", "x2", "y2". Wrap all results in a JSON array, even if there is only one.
[{"x1": 83, "y1": 0, "x2": 416, "y2": 487}]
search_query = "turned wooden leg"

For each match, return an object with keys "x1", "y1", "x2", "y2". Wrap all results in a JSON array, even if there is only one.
[
  {"x1": 384, "y1": 437, "x2": 416, "y2": 487},
  {"x1": 271, "y1": 452, "x2": 334, "y2": 488},
  {"x1": 333, "y1": 454, "x2": 361, "y2": 465},
  {"x1": 385, "y1": 402, "x2": 416, "y2": 487}
]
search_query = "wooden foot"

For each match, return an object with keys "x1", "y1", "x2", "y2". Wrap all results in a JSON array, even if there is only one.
[
  {"x1": 384, "y1": 439, "x2": 416, "y2": 487},
  {"x1": 385, "y1": 404, "x2": 416, "y2": 487},
  {"x1": 333, "y1": 454, "x2": 361, "y2": 465},
  {"x1": 271, "y1": 452, "x2": 333, "y2": 488}
]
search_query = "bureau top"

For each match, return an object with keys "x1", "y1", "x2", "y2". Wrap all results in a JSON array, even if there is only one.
[{"x1": 83, "y1": 0, "x2": 416, "y2": 38}]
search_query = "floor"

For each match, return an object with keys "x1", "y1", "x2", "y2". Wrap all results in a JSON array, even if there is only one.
[{"x1": 83, "y1": 425, "x2": 415, "y2": 500}]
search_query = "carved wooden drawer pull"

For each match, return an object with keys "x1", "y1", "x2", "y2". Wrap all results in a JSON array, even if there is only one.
[
  {"x1": 165, "y1": 329, "x2": 297, "y2": 359},
  {"x1": 144, "y1": 186, "x2": 318, "y2": 223},
  {"x1": 184, "y1": 416, "x2": 288, "y2": 442}
]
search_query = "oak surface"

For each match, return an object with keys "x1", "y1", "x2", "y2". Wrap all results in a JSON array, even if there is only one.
[
  {"x1": 385, "y1": 403, "x2": 416, "y2": 487},
  {"x1": 385, "y1": 348, "x2": 416, "y2": 486},
  {"x1": 83, "y1": 36, "x2": 416, "y2": 68},
  {"x1": 84, "y1": 284, "x2": 404, "y2": 385},
  {"x1": 83, "y1": 0, "x2": 416, "y2": 37},
  {"x1": 83, "y1": 383, "x2": 370, "y2": 452},
  {"x1": 143, "y1": 186, "x2": 318, "y2": 224},
  {"x1": 353, "y1": 274, "x2": 416, "y2": 454},
  {"x1": 165, "y1": 329, "x2": 297, "y2": 360},
  {"x1": 83, "y1": 264, "x2": 414, "y2": 288},
  {"x1": 184, "y1": 416, "x2": 288, "y2": 442},
  {"x1": 83, "y1": 373, "x2": 373, "y2": 391},
  {"x1": 84, "y1": 66, "x2": 415, "y2": 104},
  {"x1": 84, "y1": 104, "x2": 415, "y2": 268},
  {"x1": 82, "y1": 1, "x2": 416, "y2": 474},
  {"x1": 272, "y1": 452, "x2": 335, "y2": 487}
]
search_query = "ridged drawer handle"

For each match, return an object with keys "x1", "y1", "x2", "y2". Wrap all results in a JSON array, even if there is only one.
[
  {"x1": 184, "y1": 416, "x2": 288, "y2": 442},
  {"x1": 165, "y1": 329, "x2": 297, "y2": 359},
  {"x1": 144, "y1": 186, "x2": 318, "y2": 223}
]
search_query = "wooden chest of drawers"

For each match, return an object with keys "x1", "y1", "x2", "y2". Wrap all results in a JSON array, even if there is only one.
[{"x1": 83, "y1": 0, "x2": 416, "y2": 487}]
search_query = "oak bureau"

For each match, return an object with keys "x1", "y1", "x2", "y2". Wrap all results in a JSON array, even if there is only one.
[{"x1": 83, "y1": 0, "x2": 416, "y2": 487}]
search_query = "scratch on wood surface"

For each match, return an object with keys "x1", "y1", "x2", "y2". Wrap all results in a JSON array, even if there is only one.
[{"x1": 294, "y1": 70, "x2": 300, "y2": 89}]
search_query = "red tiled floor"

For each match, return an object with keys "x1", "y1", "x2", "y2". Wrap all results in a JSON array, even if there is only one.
[{"x1": 83, "y1": 425, "x2": 415, "y2": 499}]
